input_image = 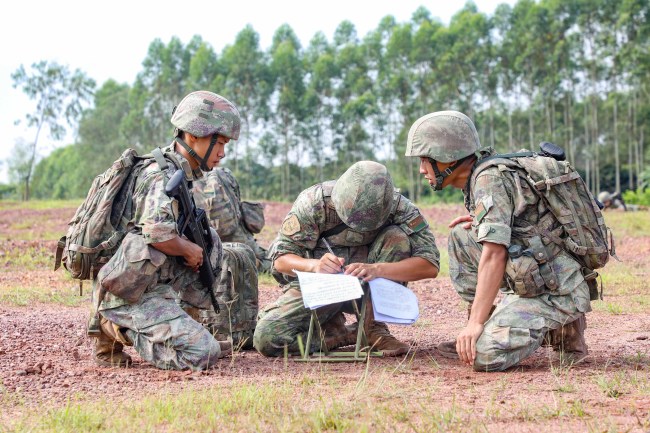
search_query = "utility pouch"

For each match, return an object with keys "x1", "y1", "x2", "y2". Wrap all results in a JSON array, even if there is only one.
[
  {"x1": 241, "y1": 201, "x2": 265, "y2": 234},
  {"x1": 505, "y1": 253, "x2": 547, "y2": 297},
  {"x1": 98, "y1": 232, "x2": 167, "y2": 304},
  {"x1": 582, "y1": 268, "x2": 601, "y2": 301},
  {"x1": 527, "y1": 236, "x2": 559, "y2": 292}
]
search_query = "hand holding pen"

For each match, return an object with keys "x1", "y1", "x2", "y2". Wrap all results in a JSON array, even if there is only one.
[{"x1": 320, "y1": 238, "x2": 345, "y2": 273}]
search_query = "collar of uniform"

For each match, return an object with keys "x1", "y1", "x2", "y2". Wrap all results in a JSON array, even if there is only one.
[{"x1": 164, "y1": 141, "x2": 201, "y2": 181}]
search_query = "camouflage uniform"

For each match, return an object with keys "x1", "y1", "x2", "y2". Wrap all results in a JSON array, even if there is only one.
[
  {"x1": 449, "y1": 153, "x2": 591, "y2": 371},
  {"x1": 94, "y1": 144, "x2": 224, "y2": 370},
  {"x1": 194, "y1": 167, "x2": 271, "y2": 273},
  {"x1": 253, "y1": 175, "x2": 440, "y2": 357}
]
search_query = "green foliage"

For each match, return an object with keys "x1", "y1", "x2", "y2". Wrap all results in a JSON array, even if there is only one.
[
  {"x1": 10, "y1": 60, "x2": 95, "y2": 200},
  {"x1": 9, "y1": 1, "x2": 650, "y2": 201}
]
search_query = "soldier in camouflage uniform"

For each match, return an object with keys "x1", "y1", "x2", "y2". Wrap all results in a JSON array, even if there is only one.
[
  {"x1": 93, "y1": 90, "x2": 241, "y2": 370},
  {"x1": 194, "y1": 167, "x2": 272, "y2": 273},
  {"x1": 405, "y1": 111, "x2": 590, "y2": 371},
  {"x1": 253, "y1": 161, "x2": 440, "y2": 357}
]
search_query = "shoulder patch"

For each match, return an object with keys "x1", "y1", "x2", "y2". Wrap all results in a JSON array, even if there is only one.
[
  {"x1": 281, "y1": 214, "x2": 301, "y2": 236},
  {"x1": 407, "y1": 214, "x2": 427, "y2": 232},
  {"x1": 474, "y1": 195, "x2": 493, "y2": 223}
]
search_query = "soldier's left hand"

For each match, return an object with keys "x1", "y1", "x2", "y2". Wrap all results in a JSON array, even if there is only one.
[{"x1": 344, "y1": 263, "x2": 379, "y2": 281}]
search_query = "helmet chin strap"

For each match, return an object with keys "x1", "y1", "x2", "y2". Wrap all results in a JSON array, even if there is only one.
[
  {"x1": 428, "y1": 158, "x2": 455, "y2": 191},
  {"x1": 175, "y1": 134, "x2": 219, "y2": 172}
]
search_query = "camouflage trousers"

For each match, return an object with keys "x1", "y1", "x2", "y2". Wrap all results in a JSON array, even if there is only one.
[
  {"x1": 96, "y1": 230, "x2": 224, "y2": 371},
  {"x1": 223, "y1": 223, "x2": 271, "y2": 274},
  {"x1": 253, "y1": 226, "x2": 411, "y2": 357},
  {"x1": 448, "y1": 224, "x2": 591, "y2": 372},
  {"x1": 100, "y1": 285, "x2": 222, "y2": 371}
]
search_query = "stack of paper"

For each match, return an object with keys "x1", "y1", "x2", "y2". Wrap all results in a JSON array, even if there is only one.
[
  {"x1": 294, "y1": 270, "x2": 364, "y2": 309},
  {"x1": 368, "y1": 278, "x2": 419, "y2": 325}
]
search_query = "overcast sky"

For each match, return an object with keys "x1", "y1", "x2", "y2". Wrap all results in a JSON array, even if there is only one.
[{"x1": 0, "y1": 0, "x2": 514, "y2": 184}]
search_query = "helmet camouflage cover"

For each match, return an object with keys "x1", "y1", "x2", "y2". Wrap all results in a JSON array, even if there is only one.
[
  {"x1": 598, "y1": 191, "x2": 612, "y2": 203},
  {"x1": 405, "y1": 111, "x2": 481, "y2": 163},
  {"x1": 331, "y1": 161, "x2": 395, "y2": 232},
  {"x1": 171, "y1": 91, "x2": 241, "y2": 140}
]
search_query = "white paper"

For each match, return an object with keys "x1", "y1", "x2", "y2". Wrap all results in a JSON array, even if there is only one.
[
  {"x1": 294, "y1": 270, "x2": 364, "y2": 310},
  {"x1": 369, "y1": 278, "x2": 419, "y2": 325}
]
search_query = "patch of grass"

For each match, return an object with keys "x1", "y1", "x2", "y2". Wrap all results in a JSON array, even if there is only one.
[
  {"x1": 1, "y1": 243, "x2": 53, "y2": 270},
  {"x1": 595, "y1": 372, "x2": 628, "y2": 398},
  {"x1": 603, "y1": 211, "x2": 650, "y2": 238},
  {"x1": 601, "y1": 262, "x2": 648, "y2": 296},
  {"x1": 257, "y1": 272, "x2": 277, "y2": 286},
  {"x1": 437, "y1": 248, "x2": 450, "y2": 277},
  {"x1": 0, "y1": 199, "x2": 82, "y2": 211},
  {"x1": 0, "y1": 286, "x2": 85, "y2": 307}
]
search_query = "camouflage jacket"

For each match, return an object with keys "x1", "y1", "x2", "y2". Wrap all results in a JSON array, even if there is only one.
[
  {"x1": 269, "y1": 181, "x2": 440, "y2": 271},
  {"x1": 98, "y1": 143, "x2": 206, "y2": 309}
]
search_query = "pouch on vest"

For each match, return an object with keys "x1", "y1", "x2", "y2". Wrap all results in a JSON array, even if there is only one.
[
  {"x1": 241, "y1": 201, "x2": 265, "y2": 234},
  {"x1": 97, "y1": 232, "x2": 167, "y2": 304}
]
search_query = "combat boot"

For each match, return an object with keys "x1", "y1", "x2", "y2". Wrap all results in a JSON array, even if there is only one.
[
  {"x1": 549, "y1": 314, "x2": 589, "y2": 364},
  {"x1": 322, "y1": 312, "x2": 358, "y2": 351},
  {"x1": 94, "y1": 320, "x2": 132, "y2": 368},
  {"x1": 363, "y1": 301, "x2": 409, "y2": 356},
  {"x1": 437, "y1": 304, "x2": 496, "y2": 359}
]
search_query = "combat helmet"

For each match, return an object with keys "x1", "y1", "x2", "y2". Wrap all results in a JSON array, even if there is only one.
[
  {"x1": 331, "y1": 161, "x2": 395, "y2": 232},
  {"x1": 171, "y1": 91, "x2": 241, "y2": 171},
  {"x1": 405, "y1": 111, "x2": 489, "y2": 190},
  {"x1": 598, "y1": 191, "x2": 612, "y2": 204}
]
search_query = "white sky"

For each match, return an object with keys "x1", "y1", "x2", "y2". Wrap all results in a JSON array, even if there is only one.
[{"x1": 0, "y1": 0, "x2": 513, "y2": 184}]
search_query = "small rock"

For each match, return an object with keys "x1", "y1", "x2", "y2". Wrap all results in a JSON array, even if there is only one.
[
  {"x1": 16, "y1": 370, "x2": 27, "y2": 376},
  {"x1": 636, "y1": 336, "x2": 648, "y2": 341}
]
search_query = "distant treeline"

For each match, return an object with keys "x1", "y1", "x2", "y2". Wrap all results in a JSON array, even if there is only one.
[{"x1": 11, "y1": 0, "x2": 650, "y2": 203}]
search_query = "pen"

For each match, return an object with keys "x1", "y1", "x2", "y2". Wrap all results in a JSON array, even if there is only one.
[{"x1": 322, "y1": 238, "x2": 344, "y2": 272}]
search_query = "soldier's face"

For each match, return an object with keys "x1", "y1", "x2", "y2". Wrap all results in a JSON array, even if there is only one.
[{"x1": 193, "y1": 135, "x2": 230, "y2": 169}]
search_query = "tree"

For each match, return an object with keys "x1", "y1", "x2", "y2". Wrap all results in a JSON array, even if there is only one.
[
  {"x1": 7, "y1": 139, "x2": 33, "y2": 200},
  {"x1": 11, "y1": 60, "x2": 95, "y2": 200}
]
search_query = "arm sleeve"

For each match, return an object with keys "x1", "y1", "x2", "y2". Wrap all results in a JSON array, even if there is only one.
[
  {"x1": 134, "y1": 170, "x2": 179, "y2": 244},
  {"x1": 269, "y1": 185, "x2": 325, "y2": 262},
  {"x1": 471, "y1": 168, "x2": 514, "y2": 247},
  {"x1": 392, "y1": 196, "x2": 440, "y2": 269}
]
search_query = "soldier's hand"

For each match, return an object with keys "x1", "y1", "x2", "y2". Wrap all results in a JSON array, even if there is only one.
[
  {"x1": 449, "y1": 214, "x2": 473, "y2": 230},
  {"x1": 456, "y1": 322, "x2": 484, "y2": 366},
  {"x1": 344, "y1": 262, "x2": 379, "y2": 281},
  {"x1": 314, "y1": 253, "x2": 345, "y2": 274},
  {"x1": 183, "y1": 242, "x2": 204, "y2": 271}
]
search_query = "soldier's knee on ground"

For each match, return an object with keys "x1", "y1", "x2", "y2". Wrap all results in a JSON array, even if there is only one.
[
  {"x1": 253, "y1": 324, "x2": 288, "y2": 357},
  {"x1": 472, "y1": 318, "x2": 546, "y2": 372}
]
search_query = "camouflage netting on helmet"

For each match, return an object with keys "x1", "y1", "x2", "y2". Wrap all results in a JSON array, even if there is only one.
[
  {"x1": 405, "y1": 111, "x2": 483, "y2": 162},
  {"x1": 331, "y1": 161, "x2": 395, "y2": 232},
  {"x1": 171, "y1": 91, "x2": 241, "y2": 140}
]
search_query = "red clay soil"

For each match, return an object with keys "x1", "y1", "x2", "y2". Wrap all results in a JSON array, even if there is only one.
[{"x1": 0, "y1": 202, "x2": 649, "y2": 431}]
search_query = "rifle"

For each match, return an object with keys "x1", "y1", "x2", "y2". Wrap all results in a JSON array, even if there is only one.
[{"x1": 165, "y1": 169, "x2": 220, "y2": 313}]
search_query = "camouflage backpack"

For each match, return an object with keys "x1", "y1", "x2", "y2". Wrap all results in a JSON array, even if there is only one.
[
  {"x1": 472, "y1": 146, "x2": 616, "y2": 297},
  {"x1": 196, "y1": 242, "x2": 259, "y2": 349},
  {"x1": 54, "y1": 148, "x2": 176, "y2": 285}
]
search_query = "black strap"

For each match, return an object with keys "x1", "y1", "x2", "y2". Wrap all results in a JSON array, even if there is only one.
[
  {"x1": 319, "y1": 223, "x2": 349, "y2": 239},
  {"x1": 475, "y1": 151, "x2": 536, "y2": 169}
]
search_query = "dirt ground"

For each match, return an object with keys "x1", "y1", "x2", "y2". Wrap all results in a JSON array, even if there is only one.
[{"x1": 0, "y1": 202, "x2": 649, "y2": 431}]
